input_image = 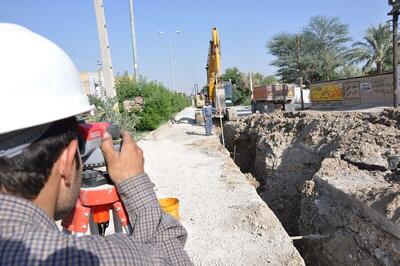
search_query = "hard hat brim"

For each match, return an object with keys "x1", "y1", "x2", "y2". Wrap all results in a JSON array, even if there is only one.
[{"x1": 0, "y1": 95, "x2": 93, "y2": 135}]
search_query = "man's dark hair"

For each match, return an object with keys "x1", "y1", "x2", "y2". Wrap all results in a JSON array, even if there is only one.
[{"x1": 0, "y1": 117, "x2": 79, "y2": 200}]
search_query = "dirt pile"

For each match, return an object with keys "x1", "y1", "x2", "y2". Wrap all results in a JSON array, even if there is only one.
[{"x1": 224, "y1": 109, "x2": 400, "y2": 265}]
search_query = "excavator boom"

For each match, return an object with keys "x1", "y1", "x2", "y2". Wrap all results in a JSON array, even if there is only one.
[
  {"x1": 205, "y1": 27, "x2": 237, "y2": 120},
  {"x1": 206, "y1": 28, "x2": 222, "y2": 104}
]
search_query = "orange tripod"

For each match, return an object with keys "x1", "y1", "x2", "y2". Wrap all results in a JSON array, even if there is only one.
[
  {"x1": 62, "y1": 122, "x2": 132, "y2": 236},
  {"x1": 62, "y1": 171, "x2": 132, "y2": 236}
]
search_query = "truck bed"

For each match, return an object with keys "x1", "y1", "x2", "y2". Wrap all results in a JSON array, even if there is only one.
[{"x1": 253, "y1": 84, "x2": 295, "y2": 102}]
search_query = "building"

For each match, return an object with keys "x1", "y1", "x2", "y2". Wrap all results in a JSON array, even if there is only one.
[{"x1": 79, "y1": 71, "x2": 105, "y2": 97}]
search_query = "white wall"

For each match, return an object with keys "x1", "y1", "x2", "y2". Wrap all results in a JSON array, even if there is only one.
[{"x1": 293, "y1": 87, "x2": 310, "y2": 104}]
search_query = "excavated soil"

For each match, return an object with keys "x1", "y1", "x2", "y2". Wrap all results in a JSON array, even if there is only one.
[{"x1": 224, "y1": 109, "x2": 400, "y2": 265}]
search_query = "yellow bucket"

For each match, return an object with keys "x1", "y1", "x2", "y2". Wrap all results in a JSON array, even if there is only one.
[{"x1": 158, "y1": 198, "x2": 180, "y2": 220}]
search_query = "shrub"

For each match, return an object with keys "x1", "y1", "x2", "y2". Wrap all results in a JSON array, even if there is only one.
[
  {"x1": 116, "y1": 73, "x2": 191, "y2": 130},
  {"x1": 88, "y1": 95, "x2": 139, "y2": 135}
]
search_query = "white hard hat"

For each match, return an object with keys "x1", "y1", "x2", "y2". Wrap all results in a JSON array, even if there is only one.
[{"x1": 0, "y1": 23, "x2": 92, "y2": 135}]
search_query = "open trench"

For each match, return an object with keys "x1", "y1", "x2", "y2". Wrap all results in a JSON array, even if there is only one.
[{"x1": 222, "y1": 110, "x2": 400, "y2": 265}]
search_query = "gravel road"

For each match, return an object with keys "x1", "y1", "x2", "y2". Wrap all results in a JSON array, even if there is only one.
[{"x1": 138, "y1": 107, "x2": 304, "y2": 265}]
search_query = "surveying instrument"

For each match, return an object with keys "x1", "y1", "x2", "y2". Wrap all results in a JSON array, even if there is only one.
[{"x1": 61, "y1": 122, "x2": 132, "y2": 236}]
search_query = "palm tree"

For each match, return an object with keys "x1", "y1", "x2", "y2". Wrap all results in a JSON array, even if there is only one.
[{"x1": 348, "y1": 23, "x2": 392, "y2": 74}]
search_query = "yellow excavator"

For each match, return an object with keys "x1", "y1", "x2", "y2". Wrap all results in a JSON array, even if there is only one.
[
  {"x1": 205, "y1": 27, "x2": 237, "y2": 120},
  {"x1": 195, "y1": 27, "x2": 237, "y2": 125}
]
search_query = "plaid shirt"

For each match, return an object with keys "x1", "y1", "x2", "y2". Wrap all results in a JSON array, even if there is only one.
[{"x1": 0, "y1": 173, "x2": 192, "y2": 265}]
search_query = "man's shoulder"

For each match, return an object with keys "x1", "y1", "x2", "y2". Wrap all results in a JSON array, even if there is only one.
[
  {"x1": 0, "y1": 225, "x2": 102, "y2": 264},
  {"x1": 0, "y1": 224, "x2": 134, "y2": 261}
]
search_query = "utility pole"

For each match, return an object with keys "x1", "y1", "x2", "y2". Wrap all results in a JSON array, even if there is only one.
[
  {"x1": 93, "y1": 0, "x2": 116, "y2": 97},
  {"x1": 394, "y1": 13, "x2": 398, "y2": 108},
  {"x1": 128, "y1": 0, "x2": 139, "y2": 79},
  {"x1": 389, "y1": 0, "x2": 400, "y2": 108},
  {"x1": 296, "y1": 35, "x2": 305, "y2": 110},
  {"x1": 249, "y1": 72, "x2": 254, "y2": 100},
  {"x1": 96, "y1": 60, "x2": 105, "y2": 98}
]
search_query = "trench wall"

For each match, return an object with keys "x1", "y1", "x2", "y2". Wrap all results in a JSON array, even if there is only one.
[{"x1": 224, "y1": 110, "x2": 400, "y2": 265}]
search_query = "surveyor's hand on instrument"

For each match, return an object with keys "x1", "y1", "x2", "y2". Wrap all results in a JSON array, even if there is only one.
[{"x1": 101, "y1": 131, "x2": 145, "y2": 184}]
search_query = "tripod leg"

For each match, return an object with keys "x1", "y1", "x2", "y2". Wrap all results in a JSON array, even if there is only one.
[
  {"x1": 113, "y1": 201, "x2": 132, "y2": 235},
  {"x1": 111, "y1": 209, "x2": 122, "y2": 233},
  {"x1": 61, "y1": 199, "x2": 90, "y2": 236}
]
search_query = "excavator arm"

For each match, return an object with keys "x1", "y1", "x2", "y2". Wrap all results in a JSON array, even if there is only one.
[
  {"x1": 206, "y1": 28, "x2": 221, "y2": 105},
  {"x1": 205, "y1": 27, "x2": 237, "y2": 120}
]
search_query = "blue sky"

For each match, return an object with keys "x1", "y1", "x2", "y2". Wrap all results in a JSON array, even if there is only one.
[{"x1": 0, "y1": 0, "x2": 390, "y2": 94}]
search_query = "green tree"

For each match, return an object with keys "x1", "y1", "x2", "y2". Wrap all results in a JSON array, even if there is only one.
[
  {"x1": 249, "y1": 73, "x2": 277, "y2": 86},
  {"x1": 304, "y1": 16, "x2": 351, "y2": 81},
  {"x1": 267, "y1": 16, "x2": 351, "y2": 85},
  {"x1": 268, "y1": 32, "x2": 317, "y2": 86},
  {"x1": 222, "y1": 67, "x2": 251, "y2": 105},
  {"x1": 347, "y1": 23, "x2": 392, "y2": 74},
  {"x1": 335, "y1": 65, "x2": 363, "y2": 79},
  {"x1": 251, "y1": 72, "x2": 264, "y2": 86},
  {"x1": 222, "y1": 67, "x2": 243, "y2": 86},
  {"x1": 261, "y1": 75, "x2": 278, "y2": 85}
]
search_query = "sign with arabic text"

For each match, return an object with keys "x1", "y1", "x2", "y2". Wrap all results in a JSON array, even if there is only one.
[{"x1": 311, "y1": 84, "x2": 343, "y2": 102}]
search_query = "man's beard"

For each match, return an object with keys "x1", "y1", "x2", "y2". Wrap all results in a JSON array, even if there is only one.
[{"x1": 54, "y1": 168, "x2": 82, "y2": 221}]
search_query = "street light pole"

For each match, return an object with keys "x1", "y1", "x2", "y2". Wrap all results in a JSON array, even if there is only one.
[
  {"x1": 128, "y1": 0, "x2": 139, "y2": 79},
  {"x1": 157, "y1": 30, "x2": 180, "y2": 92},
  {"x1": 296, "y1": 35, "x2": 304, "y2": 110},
  {"x1": 393, "y1": 12, "x2": 399, "y2": 108},
  {"x1": 168, "y1": 32, "x2": 175, "y2": 92}
]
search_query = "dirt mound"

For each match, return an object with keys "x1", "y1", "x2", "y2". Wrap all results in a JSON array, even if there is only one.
[
  {"x1": 226, "y1": 109, "x2": 400, "y2": 179},
  {"x1": 224, "y1": 108, "x2": 400, "y2": 265}
]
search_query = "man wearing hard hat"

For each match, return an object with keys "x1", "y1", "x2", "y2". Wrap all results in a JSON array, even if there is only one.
[{"x1": 0, "y1": 23, "x2": 192, "y2": 265}]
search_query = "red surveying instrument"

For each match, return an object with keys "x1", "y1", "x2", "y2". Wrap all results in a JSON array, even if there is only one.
[{"x1": 61, "y1": 122, "x2": 132, "y2": 236}]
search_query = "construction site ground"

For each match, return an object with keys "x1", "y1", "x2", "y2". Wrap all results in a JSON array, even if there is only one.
[
  {"x1": 138, "y1": 107, "x2": 304, "y2": 265},
  {"x1": 223, "y1": 108, "x2": 400, "y2": 265}
]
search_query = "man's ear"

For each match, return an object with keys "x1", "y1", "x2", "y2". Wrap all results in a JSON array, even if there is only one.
[{"x1": 57, "y1": 140, "x2": 78, "y2": 187}]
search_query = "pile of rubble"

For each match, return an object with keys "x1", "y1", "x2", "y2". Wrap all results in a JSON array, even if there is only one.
[{"x1": 224, "y1": 109, "x2": 400, "y2": 265}]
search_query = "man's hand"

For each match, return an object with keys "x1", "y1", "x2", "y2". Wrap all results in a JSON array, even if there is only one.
[{"x1": 101, "y1": 131, "x2": 145, "y2": 184}]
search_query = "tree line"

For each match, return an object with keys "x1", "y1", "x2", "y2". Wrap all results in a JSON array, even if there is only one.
[
  {"x1": 267, "y1": 15, "x2": 393, "y2": 88},
  {"x1": 217, "y1": 15, "x2": 393, "y2": 105}
]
